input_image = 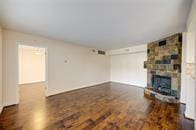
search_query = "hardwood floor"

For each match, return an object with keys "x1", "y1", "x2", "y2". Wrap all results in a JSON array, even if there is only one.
[{"x1": 0, "y1": 82, "x2": 194, "y2": 130}]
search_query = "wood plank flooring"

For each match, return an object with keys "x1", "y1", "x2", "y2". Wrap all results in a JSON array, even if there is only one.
[{"x1": 0, "y1": 82, "x2": 194, "y2": 130}]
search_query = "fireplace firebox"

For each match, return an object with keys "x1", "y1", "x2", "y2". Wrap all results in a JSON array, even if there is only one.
[{"x1": 152, "y1": 75, "x2": 171, "y2": 95}]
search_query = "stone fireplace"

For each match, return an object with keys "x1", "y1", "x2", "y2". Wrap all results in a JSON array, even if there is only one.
[{"x1": 144, "y1": 33, "x2": 182, "y2": 103}]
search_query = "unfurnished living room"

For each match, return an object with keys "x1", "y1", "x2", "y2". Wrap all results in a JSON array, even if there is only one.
[{"x1": 0, "y1": 0, "x2": 196, "y2": 130}]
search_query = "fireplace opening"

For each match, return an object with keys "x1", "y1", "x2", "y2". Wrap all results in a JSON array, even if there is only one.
[{"x1": 152, "y1": 75, "x2": 171, "y2": 95}]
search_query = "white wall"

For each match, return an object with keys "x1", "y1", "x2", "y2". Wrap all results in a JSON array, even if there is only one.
[
  {"x1": 0, "y1": 26, "x2": 3, "y2": 112},
  {"x1": 3, "y1": 29, "x2": 110, "y2": 106},
  {"x1": 109, "y1": 45, "x2": 147, "y2": 87},
  {"x1": 19, "y1": 46, "x2": 45, "y2": 84},
  {"x1": 180, "y1": 33, "x2": 187, "y2": 104},
  {"x1": 184, "y1": 31, "x2": 196, "y2": 120},
  {"x1": 184, "y1": 0, "x2": 196, "y2": 120},
  {"x1": 193, "y1": 1, "x2": 196, "y2": 127}
]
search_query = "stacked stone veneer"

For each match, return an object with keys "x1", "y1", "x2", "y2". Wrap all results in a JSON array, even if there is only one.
[{"x1": 145, "y1": 33, "x2": 182, "y2": 103}]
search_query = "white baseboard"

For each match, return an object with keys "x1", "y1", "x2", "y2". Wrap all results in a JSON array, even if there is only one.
[
  {"x1": 180, "y1": 101, "x2": 186, "y2": 104},
  {"x1": 4, "y1": 100, "x2": 19, "y2": 107},
  {"x1": 19, "y1": 81, "x2": 45, "y2": 86},
  {"x1": 185, "y1": 110, "x2": 195, "y2": 120},
  {"x1": 46, "y1": 81, "x2": 110, "y2": 97},
  {"x1": 194, "y1": 120, "x2": 196, "y2": 130},
  {"x1": 110, "y1": 81, "x2": 146, "y2": 88},
  {"x1": 195, "y1": 120, "x2": 196, "y2": 130},
  {"x1": 0, "y1": 106, "x2": 3, "y2": 114}
]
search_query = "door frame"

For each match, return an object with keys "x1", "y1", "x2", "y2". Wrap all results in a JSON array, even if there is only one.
[{"x1": 17, "y1": 44, "x2": 48, "y2": 103}]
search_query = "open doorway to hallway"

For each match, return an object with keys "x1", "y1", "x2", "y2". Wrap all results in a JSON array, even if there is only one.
[{"x1": 18, "y1": 45, "x2": 46, "y2": 103}]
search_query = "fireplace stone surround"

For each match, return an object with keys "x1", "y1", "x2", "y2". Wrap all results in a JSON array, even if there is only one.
[{"x1": 144, "y1": 33, "x2": 182, "y2": 103}]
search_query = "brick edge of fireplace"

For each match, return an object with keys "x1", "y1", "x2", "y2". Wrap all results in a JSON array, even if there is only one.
[{"x1": 144, "y1": 88, "x2": 179, "y2": 103}]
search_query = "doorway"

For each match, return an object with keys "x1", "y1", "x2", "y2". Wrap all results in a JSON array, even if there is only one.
[{"x1": 18, "y1": 45, "x2": 47, "y2": 103}]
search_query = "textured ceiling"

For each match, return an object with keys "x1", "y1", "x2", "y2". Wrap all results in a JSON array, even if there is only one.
[{"x1": 0, "y1": 0, "x2": 192, "y2": 50}]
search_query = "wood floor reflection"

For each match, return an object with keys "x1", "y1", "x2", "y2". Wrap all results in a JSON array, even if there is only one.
[{"x1": 0, "y1": 82, "x2": 194, "y2": 130}]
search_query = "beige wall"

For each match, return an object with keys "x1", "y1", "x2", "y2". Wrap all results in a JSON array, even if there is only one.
[
  {"x1": 3, "y1": 29, "x2": 110, "y2": 106},
  {"x1": 19, "y1": 46, "x2": 45, "y2": 84},
  {"x1": 110, "y1": 52, "x2": 147, "y2": 87},
  {"x1": 108, "y1": 45, "x2": 147, "y2": 87},
  {"x1": 0, "y1": 26, "x2": 3, "y2": 112}
]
